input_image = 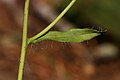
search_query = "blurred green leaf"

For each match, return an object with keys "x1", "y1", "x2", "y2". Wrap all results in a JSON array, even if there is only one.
[{"x1": 32, "y1": 28, "x2": 100, "y2": 43}]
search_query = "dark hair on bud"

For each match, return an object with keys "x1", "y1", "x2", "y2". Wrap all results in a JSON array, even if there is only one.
[{"x1": 89, "y1": 25, "x2": 107, "y2": 33}]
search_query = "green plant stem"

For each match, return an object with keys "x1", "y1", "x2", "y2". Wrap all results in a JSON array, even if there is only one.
[
  {"x1": 17, "y1": 0, "x2": 30, "y2": 80},
  {"x1": 28, "y1": 0, "x2": 76, "y2": 44}
]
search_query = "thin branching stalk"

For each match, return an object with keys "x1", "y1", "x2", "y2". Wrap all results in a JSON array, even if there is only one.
[
  {"x1": 17, "y1": 0, "x2": 30, "y2": 80},
  {"x1": 28, "y1": 0, "x2": 76, "y2": 44}
]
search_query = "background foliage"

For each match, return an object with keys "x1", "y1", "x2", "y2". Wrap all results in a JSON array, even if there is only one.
[{"x1": 58, "y1": 0, "x2": 120, "y2": 39}]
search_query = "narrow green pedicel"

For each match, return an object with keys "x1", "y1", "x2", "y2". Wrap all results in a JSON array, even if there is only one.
[{"x1": 28, "y1": 0, "x2": 76, "y2": 44}]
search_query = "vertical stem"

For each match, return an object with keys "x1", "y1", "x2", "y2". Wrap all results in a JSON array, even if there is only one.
[{"x1": 17, "y1": 0, "x2": 30, "y2": 80}]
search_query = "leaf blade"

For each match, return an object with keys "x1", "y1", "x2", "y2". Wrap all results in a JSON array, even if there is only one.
[{"x1": 32, "y1": 28, "x2": 101, "y2": 43}]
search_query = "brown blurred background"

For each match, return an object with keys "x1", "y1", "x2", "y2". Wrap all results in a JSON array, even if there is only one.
[{"x1": 0, "y1": 0, "x2": 120, "y2": 80}]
